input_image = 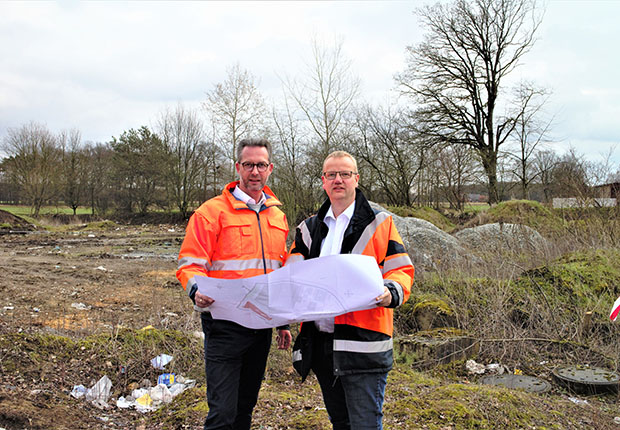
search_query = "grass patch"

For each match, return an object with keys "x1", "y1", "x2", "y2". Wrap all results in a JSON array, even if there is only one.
[{"x1": 386, "y1": 205, "x2": 456, "y2": 232}]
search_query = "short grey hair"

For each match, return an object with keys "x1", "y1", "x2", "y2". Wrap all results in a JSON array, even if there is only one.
[{"x1": 237, "y1": 138, "x2": 272, "y2": 162}]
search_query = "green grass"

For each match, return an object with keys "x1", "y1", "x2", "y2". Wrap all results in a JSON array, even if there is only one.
[{"x1": 0, "y1": 204, "x2": 93, "y2": 217}]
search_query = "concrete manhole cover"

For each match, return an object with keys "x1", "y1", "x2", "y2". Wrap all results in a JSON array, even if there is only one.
[
  {"x1": 552, "y1": 365, "x2": 619, "y2": 395},
  {"x1": 480, "y1": 374, "x2": 551, "y2": 393}
]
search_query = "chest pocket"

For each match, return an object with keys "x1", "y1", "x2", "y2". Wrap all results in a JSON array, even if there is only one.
[
  {"x1": 266, "y1": 216, "x2": 289, "y2": 258},
  {"x1": 219, "y1": 219, "x2": 256, "y2": 257}
]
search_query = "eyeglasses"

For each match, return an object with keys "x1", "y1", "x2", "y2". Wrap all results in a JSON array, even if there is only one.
[
  {"x1": 323, "y1": 171, "x2": 357, "y2": 180},
  {"x1": 240, "y1": 162, "x2": 270, "y2": 172}
]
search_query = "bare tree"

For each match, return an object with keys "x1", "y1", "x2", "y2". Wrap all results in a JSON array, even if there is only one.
[
  {"x1": 58, "y1": 129, "x2": 88, "y2": 215},
  {"x1": 532, "y1": 149, "x2": 558, "y2": 203},
  {"x1": 508, "y1": 82, "x2": 553, "y2": 199},
  {"x1": 1, "y1": 122, "x2": 61, "y2": 216},
  {"x1": 157, "y1": 104, "x2": 208, "y2": 218},
  {"x1": 283, "y1": 36, "x2": 360, "y2": 172},
  {"x1": 434, "y1": 144, "x2": 483, "y2": 211},
  {"x1": 83, "y1": 142, "x2": 114, "y2": 215},
  {"x1": 269, "y1": 97, "x2": 320, "y2": 225},
  {"x1": 204, "y1": 63, "x2": 266, "y2": 180},
  {"x1": 350, "y1": 104, "x2": 425, "y2": 206},
  {"x1": 397, "y1": 0, "x2": 542, "y2": 204}
]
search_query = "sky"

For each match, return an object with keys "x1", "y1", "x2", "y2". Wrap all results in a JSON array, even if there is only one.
[{"x1": 1, "y1": 0, "x2": 619, "y2": 167}]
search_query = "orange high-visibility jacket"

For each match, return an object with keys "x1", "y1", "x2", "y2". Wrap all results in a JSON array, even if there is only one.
[
  {"x1": 289, "y1": 189, "x2": 414, "y2": 376},
  {"x1": 176, "y1": 182, "x2": 289, "y2": 296}
]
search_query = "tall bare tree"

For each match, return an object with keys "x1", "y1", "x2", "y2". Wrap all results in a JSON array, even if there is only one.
[
  {"x1": 157, "y1": 104, "x2": 208, "y2": 218},
  {"x1": 204, "y1": 63, "x2": 266, "y2": 180},
  {"x1": 397, "y1": 0, "x2": 542, "y2": 204},
  {"x1": 1, "y1": 122, "x2": 61, "y2": 216},
  {"x1": 269, "y1": 97, "x2": 320, "y2": 225},
  {"x1": 283, "y1": 36, "x2": 360, "y2": 174}
]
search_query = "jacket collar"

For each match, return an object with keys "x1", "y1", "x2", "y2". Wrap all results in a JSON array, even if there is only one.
[
  {"x1": 223, "y1": 181, "x2": 282, "y2": 210},
  {"x1": 317, "y1": 188, "x2": 374, "y2": 225}
]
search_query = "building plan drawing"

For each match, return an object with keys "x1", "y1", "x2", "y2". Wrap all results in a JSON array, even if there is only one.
[{"x1": 193, "y1": 254, "x2": 384, "y2": 329}]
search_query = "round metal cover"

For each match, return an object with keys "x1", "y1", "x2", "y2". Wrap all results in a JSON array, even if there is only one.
[
  {"x1": 552, "y1": 365, "x2": 619, "y2": 395},
  {"x1": 480, "y1": 374, "x2": 551, "y2": 393}
]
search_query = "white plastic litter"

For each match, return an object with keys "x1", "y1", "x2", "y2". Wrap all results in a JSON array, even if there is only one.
[
  {"x1": 465, "y1": 359, "x2": 486, "y2": 374},
  {"x1": 150, "y1": 384, "x2": 173, "y2": 404},
  {"x1": 71, "y1": 302, "x2": 91, "y2": 310},
  {"x1": 85, "y1": 375, "x2": 112, "y2": 408},
  {"x1": 151, "y1": 353, "x2": 173, "y2": 369},
  {"x1": 71, "y1": 384, "x2": 87, "y2": 399},
  {"x1": 568, "y1": 396, "x2": 589, "y2": 405}
]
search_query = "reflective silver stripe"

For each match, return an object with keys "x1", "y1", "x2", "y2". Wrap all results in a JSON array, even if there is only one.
[
  {"x1": 210, "y1": 258, "x2": 282, "y2": 272},
  {"x1": 285, "y1": 254, "x2": 305, "y2": 265},
  {"x1": 381, "y1": 255, "x2": 413, "y2": 275},
  {"x1": 178, "y1": 256, "x2": 210, "y2": 270},
  {"x1": 292, "y1": 350, "x2": 302, "y2": 362},
  {"x1": 351, "y1": 212, "x2": 390, "y2": 254},
  {"x1": 384, "y1": 280, "x2": 404, "y2": 306},
  {"x1": 186, "y1": 278, "x2": 197, "y2": 293},
  {"x1": 299, "y1": 221, "x2": 312, "y2": 249},
  {"x1": 333, "y1": 338, "x2": 393, "y2": 353}
]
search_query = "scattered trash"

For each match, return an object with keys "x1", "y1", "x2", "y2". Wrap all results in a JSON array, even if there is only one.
[
  {"x1": 466, "y1": 359, "x2": 486, "y2": 375},
  {"x1": 95, "y1": 266, "x2": 107, "y2": 271},
  {"x1": 140, "y1": 325, "x2": 155, "y2": 331},
  {"x1": 151, "y1": 354, "x2": 173, "y2": 370},
  {"x1": 614, "y1": 416, "x2": 620, "y2": 424},
  {"x1": 71, "y1": 302, "x2": 91, "y2": 311},
  {"x1": 32, "y1": 307, "x2": 40, "y2": 312},
  {"x1": 85, "y1": 375, "x2": 112, "y2": 409},
  {"x1": 465, "y1": 360, "x2": 507, "y2": 375},
  {"x1": 514, "y1": 368, "x2": 523, "y2": 375},
  {"x1": 168, "y1": 228, "x2": 175, "y2": 232},
  {"x1": 568, "y1": 396, "x2": 589, "y2": 405},
  {"x1": 157, "y1": 373, "x2": 175, "y2": 387},
  {"x1": 3, "y1": 306, "x2": 14, "y2": 311},
  {"x1": 485, "y1": 363, "x2": 506, "y2": 374},
  {"x1": 88, "y1": 234, "x2": 96, "y2": 238},
  {"x1": 71, "y1": 384, "x2": 87, "y2": 399}
]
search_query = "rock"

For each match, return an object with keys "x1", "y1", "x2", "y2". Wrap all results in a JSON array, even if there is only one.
[
  {"x1": 454, "y1": 223, "x2": 547, "y2": 254},
  {"x1": 368, "y1": 202, "x2": 470, "y2": 272}
]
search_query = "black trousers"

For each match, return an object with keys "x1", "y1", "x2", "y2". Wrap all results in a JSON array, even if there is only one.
[{"x1": 201, "y1": 313, "x2": 272, "y2": 430}]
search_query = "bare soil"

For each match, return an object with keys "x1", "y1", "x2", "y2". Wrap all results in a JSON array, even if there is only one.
[{"x1": 1, "y1": 215, "x2": 619, "y2": 429}]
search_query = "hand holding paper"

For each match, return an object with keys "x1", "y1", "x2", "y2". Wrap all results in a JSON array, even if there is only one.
[{"x1": 193, "y1": 254, "x2": 384, "y2": 329}]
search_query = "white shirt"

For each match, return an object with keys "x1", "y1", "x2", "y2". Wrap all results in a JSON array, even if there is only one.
[
  {"x1": 315, "y1": 200, "x2": 356, "y2": 333},
  {"x1": 233, "y1": 185, "x2": 266, "y2": 211}
]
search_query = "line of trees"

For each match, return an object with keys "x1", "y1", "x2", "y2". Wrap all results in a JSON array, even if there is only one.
[{"x1": 1, "y1": 0, "x2": 617, "y2": 221}]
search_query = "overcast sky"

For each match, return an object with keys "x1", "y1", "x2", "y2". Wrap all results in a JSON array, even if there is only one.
[{"x1": 1, "y1": 0, "x2": 618, "y2": 166}]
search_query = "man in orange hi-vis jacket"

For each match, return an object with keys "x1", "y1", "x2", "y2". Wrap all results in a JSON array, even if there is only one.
[
  {"x1": 176, "y1": 138, "x2": 291, "y2": 430},
  {"x1": 288, "y1": 150, "x2": 414, "y2": 430}
]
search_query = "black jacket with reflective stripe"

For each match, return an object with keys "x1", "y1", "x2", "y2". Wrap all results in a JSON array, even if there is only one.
[{"x1": 291, "y1": 189, "x2": 412, "y2": 377}]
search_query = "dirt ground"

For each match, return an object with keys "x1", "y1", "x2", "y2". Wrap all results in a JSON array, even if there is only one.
[
  {"x1": 0, "y1": 219, "x2": 201, "y2": 429},
  {"x1": 2, "y1": 213, "x2": 620, "y2": 429}
]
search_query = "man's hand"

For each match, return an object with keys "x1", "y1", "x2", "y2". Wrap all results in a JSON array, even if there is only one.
[
  {"x1": 276, "y1": 329, "x2": 292, "y2": 350},
  {"x1": 375, "y1": 286, "x2": 391, "y2": 307},
  {"x1": 195, "y1": 291, "x2": 214, "y2": 308}
]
